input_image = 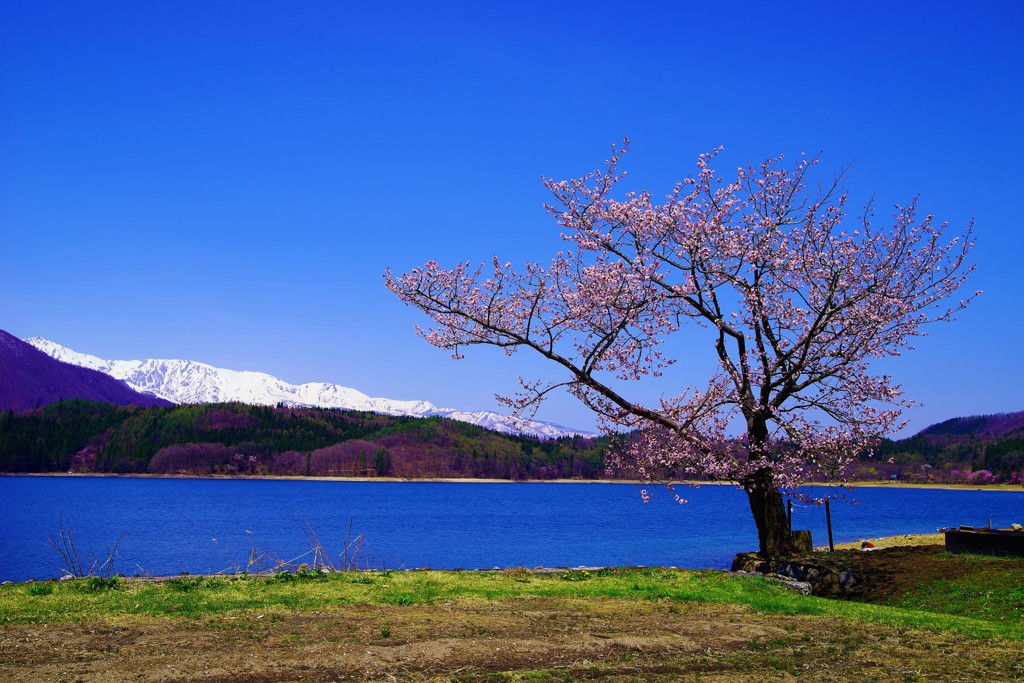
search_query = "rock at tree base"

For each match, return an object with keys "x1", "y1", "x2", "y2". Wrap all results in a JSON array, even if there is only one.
[{"x1": 791, "y1": 530, "x2": 813, "y2": 552}]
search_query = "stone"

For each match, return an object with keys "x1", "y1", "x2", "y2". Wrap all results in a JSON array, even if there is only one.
[
  {"x1": 731, "y1": 552, "x2": 761, "y2": 572},
  {"x1": 816, "y1": 570, "x2": 841, "y2": 596},
  {"x1": 791, "y1": 530, "x2": 813, "y2": 552},
  {"x1": 777, "y1": 579, "x2": 812, "y2": 596}
]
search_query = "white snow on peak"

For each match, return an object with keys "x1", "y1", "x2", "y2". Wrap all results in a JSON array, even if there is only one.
[
  {"x1": 25, "y1": 337, "x2": 112, "y2": 373},
  {"x1": 24, "y1": 338, "x2": 596, "y2": 439}
]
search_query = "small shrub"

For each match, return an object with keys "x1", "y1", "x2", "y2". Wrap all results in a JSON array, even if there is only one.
[
  {"x1": 594, "y1": 567, "x2": 625, "y2": 577},
  {"x1": 502, "y1": 567, "x2": 532, "y2": 583},
  {"x1": 345, "y1": 573, "x2": 375, "y2": 585},
  {"x1": 272, "y1": 569, "x2": 326, "y2": 583},
  {"x1": 26, "y1": 583, "x2": 54, "y2": 597},
  {"x1": 388, "y1": 594, "x2": 415, "y2": 605},
  {"x1": 166, "y1": 576, "x2": 205, "y2": 592},
  {"x1": 44, "y1": 514, "x2": 125, "y2": 579},
  {"x1": 76, "y1": 576, "x2": 119, "y2": 593}
]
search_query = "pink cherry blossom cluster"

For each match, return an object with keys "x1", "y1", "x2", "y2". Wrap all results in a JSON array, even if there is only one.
[{"x1": 385, "y1": 140, "x2": 976, "y2": 500}]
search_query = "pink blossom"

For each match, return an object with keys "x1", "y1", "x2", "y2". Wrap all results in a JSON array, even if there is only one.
[{"x1": 386, "y1": 140, "x2": 976, "y2": 554}]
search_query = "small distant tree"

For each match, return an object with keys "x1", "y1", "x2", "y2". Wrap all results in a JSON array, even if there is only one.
[
  {"x1": 967, "y1": 469, "x2": 997, "y2": 485},
  {"x1": 386, "y1": 141, "x2": 976, "y2": 556},
  {"x1": 374, "y1": 447, "x2": 392, "y2": 477},
  {"x1": 310, "y1": 440, "x2": 382, "y2": 477},
  {"x1": 270, "y1": 450, "x2": 308, "y2": 476},
  {"x1": 149, "y1": 442, "x2": 233, "y2": 474}
]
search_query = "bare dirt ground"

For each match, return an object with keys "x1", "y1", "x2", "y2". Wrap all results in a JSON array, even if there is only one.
[
  {"x1": 3, "y1": 546, "x2": 1023, "y2": 683},
  {"x1": 803, "y1": 543, "x2": 1005, "y2": 604},
  {"x1": 4, "y1": 596, "x2": 1023, "y2": 683}
]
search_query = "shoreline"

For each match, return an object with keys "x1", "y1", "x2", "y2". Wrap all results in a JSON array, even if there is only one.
[
  {"x1": 2, "y1": 471, "x2": 1023, "y2": 492},
  {"x1": 818, "y1": 532, "x2": 945, "y2": 551},
  {"x1": 1, "y1": 530, "x2": 949, "y2": 584},
  {"x1": 2, "y1": 532, "x2": 950, "y2": 586}
]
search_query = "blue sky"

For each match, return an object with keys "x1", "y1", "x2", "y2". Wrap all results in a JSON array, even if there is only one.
[{"x1": 3, "y1": 1, "x2": 1021, "y2": 437}]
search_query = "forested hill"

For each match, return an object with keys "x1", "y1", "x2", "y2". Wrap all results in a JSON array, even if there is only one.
[
  {"x1": 0, "y1": 400, "x2": 608, "y2": 479},
  {"x1": 3, "y1": 400, "x2": 1021, "y2": 484},
  {"x1": 917, "y1": 410, "x2": 1024, "y2": 440},
  {"x1": 875, "y1": 410, "x2": 1024, "y2": 483}
]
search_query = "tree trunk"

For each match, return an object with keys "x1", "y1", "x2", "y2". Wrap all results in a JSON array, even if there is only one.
[{"x1": 741, "y1": 466, "x2": 797, "y2": 557}]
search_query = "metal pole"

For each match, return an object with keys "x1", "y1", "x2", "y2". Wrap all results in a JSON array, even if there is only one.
[{"x1": 825, "y1": 499, "x2": 835, "y2": 552}]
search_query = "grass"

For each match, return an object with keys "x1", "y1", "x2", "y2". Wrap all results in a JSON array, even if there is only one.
[
  {"x1": 2, "y1": 566, "x2": 1022, "y2": 642},
  {"x1": 887, "y1": 553, "x2": 1024, "y2": 624}
]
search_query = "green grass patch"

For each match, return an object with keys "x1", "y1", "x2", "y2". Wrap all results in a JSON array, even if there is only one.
[
  {"x1": 888, "y1": 554, "x2": 1024, "y2": 624},
  {"x1": 1, "y1": 567, "x2": 1021, "y2": 642}
]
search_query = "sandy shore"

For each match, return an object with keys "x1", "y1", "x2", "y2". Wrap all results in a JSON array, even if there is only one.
[
  {"x1": 3, "y1": 472, "x2": 1023, "y2": 493},
  {"x1": 818, "y1": 532, "x2": 945, "y2": 551}
]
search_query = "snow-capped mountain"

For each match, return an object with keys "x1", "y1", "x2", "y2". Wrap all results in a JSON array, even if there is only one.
[
  {"x1": 0, "y1": 330, "x2": 170, "y2": 411},
  {"x1": 25, "y1": 338, "x2": 594, "y2": 439}
]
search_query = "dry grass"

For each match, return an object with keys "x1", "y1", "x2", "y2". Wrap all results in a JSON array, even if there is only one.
[{"x1": 823, "y1": 533, "x2": 944, "y2": 551}]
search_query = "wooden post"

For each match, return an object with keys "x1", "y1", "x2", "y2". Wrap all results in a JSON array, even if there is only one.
[{"x1": 825, "y1": 499, "x2": 835, "y2": 552}]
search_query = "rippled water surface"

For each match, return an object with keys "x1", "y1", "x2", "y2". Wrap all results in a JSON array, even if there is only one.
[{"x1": 2, "y1": 476, "x2": 1021, "y2": 581}]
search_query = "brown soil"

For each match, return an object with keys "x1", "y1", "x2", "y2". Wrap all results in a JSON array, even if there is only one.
[
  {"x1": 798, "y1": 543, "x2": 1017, "y2": 604},
  {"x1": 3, "y1": 548, "x2": 1023, "y2": 682}
]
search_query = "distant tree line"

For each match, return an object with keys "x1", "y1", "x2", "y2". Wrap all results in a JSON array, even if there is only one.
[
  {"x1": 0, "y1": 400, "x2": 607, "y2": 480},
  {"x1": 2, "y1": 400, "x2": 1020, "y2": 484},
  {"x1": 870, "y1": 433, "x2": 1024, "y2": 484}
]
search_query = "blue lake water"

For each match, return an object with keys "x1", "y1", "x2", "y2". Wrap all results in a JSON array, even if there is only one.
[{"x1": 1, "y1": 476, "x2": 1022, "y2": 582}]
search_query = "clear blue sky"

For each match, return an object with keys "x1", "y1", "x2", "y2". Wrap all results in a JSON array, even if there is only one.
[{"x1": 3, "y1": 1, "x2": 1021, "y2": 437}]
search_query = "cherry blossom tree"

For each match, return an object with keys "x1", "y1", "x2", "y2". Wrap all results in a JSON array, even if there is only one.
[{"x1": 385, "y1": 141, "x2": 976, "y2": 556}]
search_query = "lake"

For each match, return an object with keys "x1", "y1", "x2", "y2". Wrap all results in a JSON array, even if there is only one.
[{"x1": 1, "y1": 476, "x2": 1022, "y2": 582}]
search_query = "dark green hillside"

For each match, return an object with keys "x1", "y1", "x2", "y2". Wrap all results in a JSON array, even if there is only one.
[
  {"x1": 0, "y1": 400, "x2": 141, "y2": 472},
  {"x1": 871, "y1": 411, "x2": 1024, "y2": 483},
  {"x1": 876, "y1": 432, "x2": 1024, "y2": 483},
  {"x1": 6, "y1": 401, "x2": 1021, "y2": 484},
  {"x1": 0, "y1": 400, "x2": 607, "y2": 480}
]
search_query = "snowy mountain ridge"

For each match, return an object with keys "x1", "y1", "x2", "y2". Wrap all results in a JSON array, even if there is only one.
[{"x1": 24, "y1": 338, "x2": 594, "y2": 439}]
